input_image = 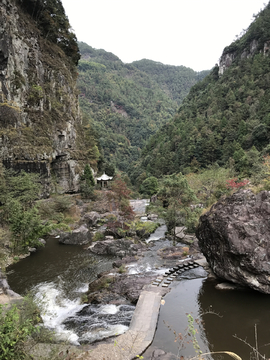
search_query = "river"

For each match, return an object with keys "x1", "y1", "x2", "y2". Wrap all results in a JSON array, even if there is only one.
[{"x1": 6, "y1": 200, "x2": 270, "y2": 359}]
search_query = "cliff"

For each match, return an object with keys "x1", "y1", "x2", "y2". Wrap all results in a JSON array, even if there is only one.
[
  {"x1": 0, "y1": 0, "x2": 95, "y2": 194},
  {"x1": 219, "y1": 3, "x2": 270, "y2": 75}
]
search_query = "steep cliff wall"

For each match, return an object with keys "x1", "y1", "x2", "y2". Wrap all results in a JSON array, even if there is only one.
[
  {"x1": 0, "y1": 0, "x2": 89, "y2": 194},
  {"x1": 219, "y1": 4, "x2": 270, "y2": 75}
]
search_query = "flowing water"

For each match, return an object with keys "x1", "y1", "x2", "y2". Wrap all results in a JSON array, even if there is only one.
[
  {"x1": 6, "y1": 238, "x2": 133, "y2": 344},
  {"x1": 6, "y1": 200, "x2": 270, "y2": 359}
]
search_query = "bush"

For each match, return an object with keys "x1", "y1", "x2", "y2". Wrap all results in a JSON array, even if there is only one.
[
  {"x1": 93, "y1": 232, "x2": 105, "y2": 242},
  {"x1": 0, "y1": 296, "x2": 40, "y2": 360}
]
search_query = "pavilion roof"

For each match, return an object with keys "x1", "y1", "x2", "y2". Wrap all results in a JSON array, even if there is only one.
[{"x1": 96, "y1": 173, "x2": 113, "y2": 181}]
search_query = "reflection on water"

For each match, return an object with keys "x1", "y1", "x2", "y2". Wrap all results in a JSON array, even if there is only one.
[
  {"x1": 148, "y1": 274, "x2": 270, "y2": 360},
  {"x1": 7, "y1": 236, "x2": 114, "y2": 297},
  {"x1": 198, "y1": 279, "x2": 270, "y2": 360}
]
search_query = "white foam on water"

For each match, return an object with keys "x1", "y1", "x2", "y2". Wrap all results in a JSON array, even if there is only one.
[
  {"x1": 76, "y1": 283, "x2": 89, "y2": 293},
  {"x1": 126, "y1": 263, "x2": 153, "y2": 275},
  {"x1": 99, "y1": 304, "x2": 119, "y2": 315},
  {"x1": 80, "y1": 324, "x2": 128, "y2": 343},
  {"x1": 34, "y1": 282, "x2": 85, "y2": 345}
]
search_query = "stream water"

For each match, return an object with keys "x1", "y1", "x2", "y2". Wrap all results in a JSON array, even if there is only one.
[{"x1": 6, "y1": 200, "x2": 270, "y2": 359}]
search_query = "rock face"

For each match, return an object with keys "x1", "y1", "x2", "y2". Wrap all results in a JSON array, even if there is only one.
[
  {"x1": 0, "y1": 0, "x2": 92, "y2": 194},
  {"x1": 196, "y1": 189, "x2": 270, "y2": 293}
]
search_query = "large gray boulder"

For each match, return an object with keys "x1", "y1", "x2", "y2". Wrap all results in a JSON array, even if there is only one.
[
  {"x1": 88, "y1": 239, "x2": 142, "y2": 258},
  {"x1": 81, "y1": 211, "x2": 101, "y2": 227},
  {"x1": 59, "y1": 225, "x2": 92, "y2": 245},
  {"x1": 196, "y1": 189, "x2": 270, "y2": 293}
]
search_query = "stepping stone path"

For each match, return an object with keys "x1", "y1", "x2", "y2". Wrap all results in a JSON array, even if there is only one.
[{"x1": 151, "y1": 260, "x2": 201, "y2": 288}]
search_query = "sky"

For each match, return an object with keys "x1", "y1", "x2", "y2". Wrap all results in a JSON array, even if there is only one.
[{"x1": 61, "y1": 0, "x2": 268, "y2": 71}]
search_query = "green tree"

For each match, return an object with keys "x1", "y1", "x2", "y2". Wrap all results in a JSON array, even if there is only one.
[
  {"x1": 80, "y1": 164, "x2": 95, "y2": 199},
  {"x1": 7, "y1": 199, "x2": 49, "y2": 253},
  {"x1": 158, "y1": 173, "x2": 199, "y2": 241},
  {"x1": 0, "y1": 170, "x2": 50, "y2": 252},
  {"x1": 140, "y1": 176, "x2": 158, "y2": 197}
]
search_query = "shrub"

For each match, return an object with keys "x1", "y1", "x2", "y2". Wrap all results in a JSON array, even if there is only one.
[
  {"x1": 0, "y1": 296, "x2": 40, "y2": 360},
  {"x1": 93, "y1": 232, "x2": 105, "y2": 242},
  {"x1": 118, "y1": 265, "x2": 126, "y2": 274}
]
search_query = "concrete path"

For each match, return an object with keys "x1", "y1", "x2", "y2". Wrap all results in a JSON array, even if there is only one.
[
  {"x1": 76, "y1": 289, "x2": 164, "y2": 360},
  {"x1": 75, "y1": 260, "x2": 202, "y2": 360}
]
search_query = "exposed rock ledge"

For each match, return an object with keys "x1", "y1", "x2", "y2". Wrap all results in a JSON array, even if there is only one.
[
  {"x1": 0, "y1": 269, "x2": 22, "y2": 306},
  {"x1": 196, "y1": 189, "x2": 270, "y2": 294}
]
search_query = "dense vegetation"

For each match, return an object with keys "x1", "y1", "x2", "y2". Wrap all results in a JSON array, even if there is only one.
[
  {"x1": 131, "y1": 3, "x2": 270, "y2": 185},
  {"x1": 77, "y1": 42, "x2": 209, "y2": 173},
  {"x1": 132, "y1": 59, "x2": 209, "y2": 104}
]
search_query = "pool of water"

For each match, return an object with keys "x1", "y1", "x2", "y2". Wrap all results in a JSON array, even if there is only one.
[{"x1": 146, "y1": 273, "x2": 270, "y2": 359}]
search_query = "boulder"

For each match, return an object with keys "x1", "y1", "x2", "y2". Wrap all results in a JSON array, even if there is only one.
[
  {"x1": 82, "y1": 211, "x2": 101, "y2": 227},
  {"x1": 0, "y1": 269, "x2": 22, "y2": 301},
  {"x1": 59, "y1": 225, "x2": 92, "y2": 245},
  {"x1": 88, "y1": 239, "x2": 141, "y2": 258},
  {"x1": 38, "y1": 238, "x2": 46, "y2": 246},
  {"x1": 175, "y1": 226, "x2": 186, "y2": 239},
  {"x1": 147, "y1": 213, "x2": 158, "y2": 221},
  {"x1": 196, "y1": 189, "x2": 270, "y2": 293}
]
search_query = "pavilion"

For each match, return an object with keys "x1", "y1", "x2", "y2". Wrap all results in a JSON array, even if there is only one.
[{"x1": 96, "y1": 172, "x2": 113, "y2": 188}]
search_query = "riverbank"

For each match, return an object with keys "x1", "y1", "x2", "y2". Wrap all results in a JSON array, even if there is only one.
[{"x1": 3, "y1": 196, "x2": 207, "y2": 359}]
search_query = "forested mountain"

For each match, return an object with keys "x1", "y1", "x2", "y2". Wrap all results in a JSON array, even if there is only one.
[
  {"x1": 131, "y1": 59, "x2": 209, "y2": 104},
  {"x1": 77, "y1": 42, "x2": 209, "y2": 173},
  {"x1": 131, "y1": 2, "x2": 270, "y2": 184}
]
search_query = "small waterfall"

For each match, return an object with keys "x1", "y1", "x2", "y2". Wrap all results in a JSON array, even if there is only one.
[
  {"x1": 63, "y1": 304, "x2": 135, "y2": 344},
  {"x1": 34, "y1": 282, "x2": 85, "y2": 345},
  {"x1": 34, "y1": 281, "x2": 135, "y2": 345}
]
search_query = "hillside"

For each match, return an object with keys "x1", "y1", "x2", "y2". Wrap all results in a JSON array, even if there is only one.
[
  {"x1": 131, "y1": 2, "x2": 270, "y2": 184},
  {"x1": 77, "y1": 42, "x2": 209, "y2": 173},
  {"x1": 131, "y1": 59, "x2": 209, "y2": 104}
]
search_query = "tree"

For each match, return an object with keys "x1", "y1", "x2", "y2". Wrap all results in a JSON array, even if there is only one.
[
  {"x1": 158, "y1": 173, "x2": 199, "y2": 241},
  {"x1": 80, "y1": 164, "x2": 95, "y2": 199},
  {"x1": 0, "y1": 169, "x2": 50, "y2": 252},
  {"x1": 108, "y1": 175, "x2": 135, "y2": 225},
  {"x1": 140, "y1": 176, "x2": 158, "y2": 197}
]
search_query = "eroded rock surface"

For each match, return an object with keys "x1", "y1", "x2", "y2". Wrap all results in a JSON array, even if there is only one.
[
  {"x1": 0, "y1": 0, "x2": 88, "y2": 194},
  {"x1": 196, "y1": 189, "x2": 270, "y2": 293}
]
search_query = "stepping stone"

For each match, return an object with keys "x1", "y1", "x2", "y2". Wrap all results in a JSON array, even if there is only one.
[
  {"x1": 178, "y1": 264, "x2": 184, "y2": 268},
  {"x1": 152, "y1": 282, "x2": 160, "y2": 286},
  {"x1": 167, "y1": 277, "x2": 173, "y2": 281},
  {"x1": 162, "y1": 284, "x2": 169, "y2": 287},
  {"x1": 164, "y1": 280, "x2": 171, "y2": 284},
  {"x1": 173, "y1": 266, "x2": 179, "y2": 271},
  {"x1": 170, "y1": 274, "x2": 176, "y2": 278},
  {"x1": 168, "y1": 269, "x2": 175, "y2": 273},
  {"x1": 165, "y1": 271, "x2": 171, "y2": 275},
  {"x1": 155, "y1": 278, "x2": 162, "y2": 283},
  {"x1": 193, "y1": 263, "x2": 199, "y2": 267},
  {"x1": 188, "y1": 260, "x2": 194, "y2": 265}
]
